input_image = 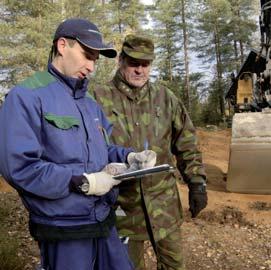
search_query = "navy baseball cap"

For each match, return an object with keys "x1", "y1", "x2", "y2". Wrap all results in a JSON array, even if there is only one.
[{"x1": 53, "y1": 18, "x2": 117, "y2": 58}]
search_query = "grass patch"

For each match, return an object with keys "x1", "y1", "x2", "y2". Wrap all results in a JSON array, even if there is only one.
[
  {"x1": 0, "y1": 203, "x2": 9, "y2": 223},
  {"x1": 249, "y1": 201, "x2": 271, "y2": 211},
  {"x1": 0, "y1": 201, "x2": 27, "y2": 270},
  {"x1": 0, "y1": 232, "x2": 26, "y2": 270}
]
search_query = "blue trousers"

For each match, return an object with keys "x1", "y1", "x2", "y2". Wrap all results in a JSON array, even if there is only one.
[{"x1": 39, "y1": 226, "x2": 134, "y2": 270}]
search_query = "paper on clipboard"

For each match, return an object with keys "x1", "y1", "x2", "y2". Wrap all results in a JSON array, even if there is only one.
[{"x1": 113, "y1": 164, "x2": 175, "y2": 181}]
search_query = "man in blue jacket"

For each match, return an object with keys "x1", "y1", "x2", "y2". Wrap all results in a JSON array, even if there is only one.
[{"x1": 0, "y1": 18, "x2": 156, "y2": 270}]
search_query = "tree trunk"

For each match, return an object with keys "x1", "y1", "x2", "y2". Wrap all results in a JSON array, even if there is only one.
[
  {"x1": 181, "y1": 0, "x2": 190, "y2": 112},
  {"x1": 237, "y1": 8, "x2": 245, "y2": 64},
  {"x1": 118, "y1": 1, "x2": 122, "y2": 33},
  {"x1": 233, "y1": 39, "x2": 240, "y2": 73},
  {"x1": 214, "y1": 25, "x2": 225, "y2": 118},
  {"x1": 239, "y1": 40, "x2": 244, "y2": 64},
  {"x1": 61, "y1": 0, "x2": 65, "y2": 16}
]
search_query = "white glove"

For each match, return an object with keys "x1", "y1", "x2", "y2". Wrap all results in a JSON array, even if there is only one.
[
  {"x1": 83, "y1": 172, "x2": 121, "y2": 196},
  {"x1": 127, "y1": 150, "x2": 157, "y2": 169}
]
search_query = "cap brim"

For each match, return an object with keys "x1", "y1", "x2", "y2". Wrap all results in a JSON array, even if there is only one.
[
  {"x1": 77, "y1": 38, "x2": 117, "y2": 58},
  {"x1": 99, "y1": 48, "x2": 117, "y2": 58}
]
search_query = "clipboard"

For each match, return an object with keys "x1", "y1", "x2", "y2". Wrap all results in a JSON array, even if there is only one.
[{"x1": 113, "y1": 164, "x2": 175, "y2": 181}]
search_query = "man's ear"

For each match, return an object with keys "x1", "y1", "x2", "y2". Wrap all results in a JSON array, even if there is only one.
[{"x1": 56, "y1": 38, "x2": 67, "y2": 56}]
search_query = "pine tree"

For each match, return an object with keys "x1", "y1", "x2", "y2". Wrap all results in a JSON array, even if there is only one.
[
  {"x1": 0, "y1": 0, "x2": 61, "y2": 87},
  {"x1": 194, "y1": 0, "x2": 258, "y2": 121},
  {"x1": 227, "y1": 0, "x2": 257, "y2": 73},
  {"x1": 150, "y1": 0, "x2": 203, "y2": 114},
  {"x1": 151, "y1": 0, "x2": 183, "y2": 82},
  {"x1": 196, "y1": 0, "x2": 233, "y2": 118},
  {"x1": 181, "y1": 0, "x2": 191, "y2": 111}
]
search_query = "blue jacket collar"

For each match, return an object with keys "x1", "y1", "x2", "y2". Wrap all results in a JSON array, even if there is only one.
[{"x1": 48, "y1": 63, "x2": 89, "y2": 99}]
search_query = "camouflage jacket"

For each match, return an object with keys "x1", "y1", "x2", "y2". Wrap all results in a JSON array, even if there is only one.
[{"x1": 93, "y1": 71, "x2": 206, "y2": 241}]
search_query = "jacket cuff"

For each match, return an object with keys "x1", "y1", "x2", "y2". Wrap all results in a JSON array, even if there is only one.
[{"x1": 69, "y1": 175, "x2": 86, "y2": 193}]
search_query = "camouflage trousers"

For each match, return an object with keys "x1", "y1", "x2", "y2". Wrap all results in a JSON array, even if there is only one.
[{"x1": 128, "y1": 227, "x2": 184, "y2": 270}]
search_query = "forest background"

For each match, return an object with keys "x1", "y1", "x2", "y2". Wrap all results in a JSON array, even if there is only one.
[{"x1": 0, "y1": 0, "x2": 259, "y2": 125}]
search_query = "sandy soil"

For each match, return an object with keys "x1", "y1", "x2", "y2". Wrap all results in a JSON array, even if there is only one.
[
  {"x1": 0, "y1": 128, "x2": 271, "y2": 270},
  {"x1": 147, "y1": 128, "x2": 271, "y2": 270}
]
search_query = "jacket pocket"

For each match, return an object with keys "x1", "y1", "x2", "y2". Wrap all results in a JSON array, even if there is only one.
[
  {"x1": 44, "y1": 113, "x2": 80, "y2": 130},
  {"x1": 42, "y1": 113, "x2": 83, "y2": 163}
]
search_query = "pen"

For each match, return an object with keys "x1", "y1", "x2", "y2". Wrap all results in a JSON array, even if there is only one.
[{"x1": 144, "y1": 139, "x2": 149, "y2": 151}]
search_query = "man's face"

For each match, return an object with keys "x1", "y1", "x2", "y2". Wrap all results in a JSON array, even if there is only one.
[
  {"x1": 54, "y1": 38, "x2": 99, "y2": 79},
  {"x1": 119, "y1": 55, "x2": 152, "y2": 88}
]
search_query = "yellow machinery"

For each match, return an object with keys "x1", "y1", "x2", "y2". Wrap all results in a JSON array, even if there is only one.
[{"x1": 236, "y1": 72, "x2": 253, "y2": 108}]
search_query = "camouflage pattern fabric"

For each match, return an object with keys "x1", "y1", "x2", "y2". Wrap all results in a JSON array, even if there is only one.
[
  {"x1": 92, "y1": 70, "x2": 206, "y2": 242},
  {"x1": 122, "y1": 34, "x2": 155, "y2": 60},
  {"x1": 128, "y1": 227, "x2": 184, "y2": 270}
]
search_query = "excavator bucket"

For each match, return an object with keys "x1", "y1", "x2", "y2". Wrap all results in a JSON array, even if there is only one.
[{"x1": 227, "y1": 112, "x2": 271, "y2": 194}]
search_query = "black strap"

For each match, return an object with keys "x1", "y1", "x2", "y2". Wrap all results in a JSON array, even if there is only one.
[{"x1": 139, "y1": 179, "x2": 157, "y2": 255}]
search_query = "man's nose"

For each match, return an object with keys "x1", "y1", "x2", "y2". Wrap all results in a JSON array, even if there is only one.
[
  {"x1": 135, "y1": 65, "x2": 143, "y2": 73},
  {"x1": 86, "y1": 60, "x2": 95, "y2": 73}
]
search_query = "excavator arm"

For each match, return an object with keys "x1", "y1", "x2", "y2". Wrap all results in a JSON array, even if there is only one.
[{"x1": 226, "y1": 0, "x2": 271, "y2": 194}]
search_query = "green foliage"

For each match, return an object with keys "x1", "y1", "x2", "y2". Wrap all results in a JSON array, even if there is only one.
[
  {"x1": 64, "y1": 0, "x2": 99, "y2": 18},
  {"x1": 151, "y1": 0, "x2": 183, "y2": 80},
  {"x1": 196, "y1": 0, "x2": 232, "y2": 67},
  {"x1": 0, "y1": 0, "x2": 62, "y2": 87},
  {"x1": 104, "y1": 0, "x2": 147, "y2": 55},
  {"x1": 108, "y1": 0, "x2": 146, "y2": 33},
  {"x1": 226, "y1": 0, "x2": 258, "y2": 71},
  {"x1": 0, "y1": 0, "x2": 261, "y2": 124},
  {"x1": 194, "y1": 1, "x2": 236, "y2": 117},
  {"x1": 194, "y1": 0, "x2": 258, "y2": 119},
  {"x1": 189, "y1": 72, "x2": 207, "y2": 125},
  {"x1": 0, "y1": 93, "x2": 5, "y2": 106},
  {"x1": 200, "y1": 78, "x2": 225, "y2": 124},
  {"x1": 89, "y1": 57, "x2": 117, "y2": 89}
]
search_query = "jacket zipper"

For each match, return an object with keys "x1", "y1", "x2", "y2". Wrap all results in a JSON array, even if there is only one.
[{"x1": 155, "y1": 106, "x2": 161, "y2": 137}]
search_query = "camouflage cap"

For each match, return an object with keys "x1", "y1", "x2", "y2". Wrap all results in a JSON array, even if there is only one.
[{"x1": 122, "y1": 34, "x2": 155, "y2": 60}]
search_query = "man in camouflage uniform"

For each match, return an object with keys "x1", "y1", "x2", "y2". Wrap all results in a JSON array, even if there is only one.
[{"x1": 93, "y1": 34, "x2": 208, "y2": 270}]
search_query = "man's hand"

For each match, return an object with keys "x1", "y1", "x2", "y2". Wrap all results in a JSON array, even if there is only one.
[
  {"x1": 188, "y1": 183, "x2": 207, "y2": 218},
  {"x1": 127, "y1": 150, "x2": 157, "y2": 169},
  {"x1": 83, "y1": 172, "x2": 120, "y2": 196}
]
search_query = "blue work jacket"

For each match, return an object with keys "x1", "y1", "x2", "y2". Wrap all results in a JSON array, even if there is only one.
[{"x1": 0, "y1": 64, "x2": 132, "y2": 229}]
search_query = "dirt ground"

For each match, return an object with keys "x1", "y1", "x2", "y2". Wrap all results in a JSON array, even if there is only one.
[{"x1": 1, "y1": 128, "x2": 271, "y2": 270}]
